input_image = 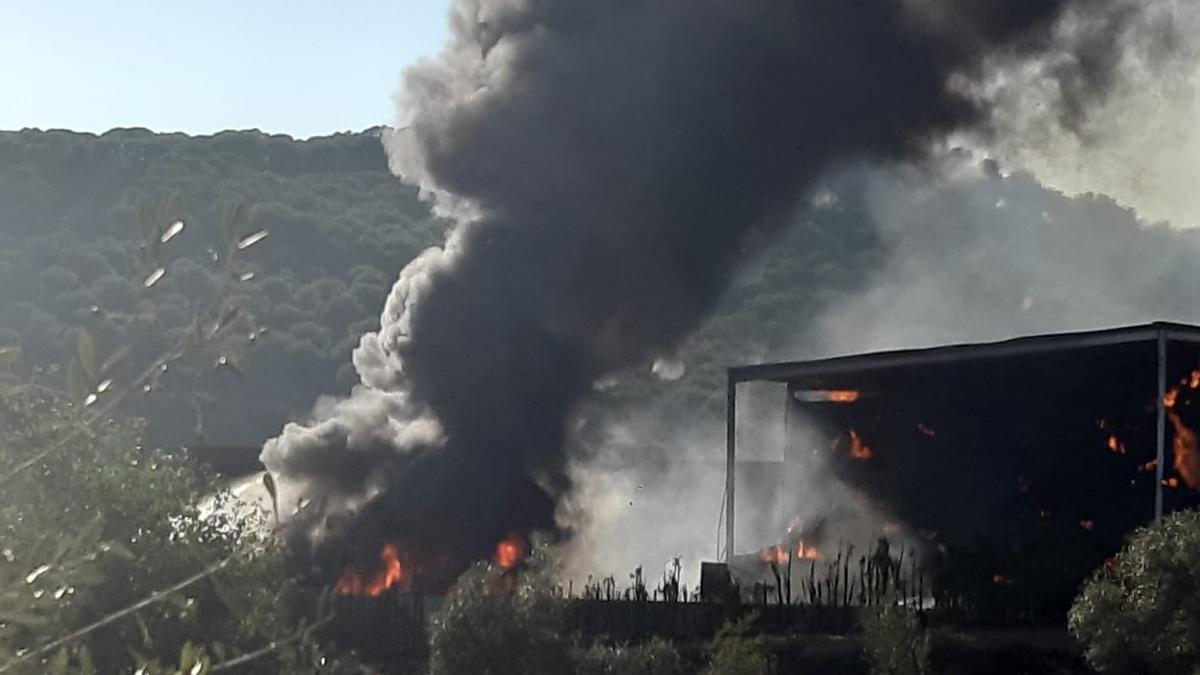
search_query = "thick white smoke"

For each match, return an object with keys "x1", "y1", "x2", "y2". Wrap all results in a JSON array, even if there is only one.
[{"x1": 956, "y1": 0, "x2": 1200, "y2": 228}]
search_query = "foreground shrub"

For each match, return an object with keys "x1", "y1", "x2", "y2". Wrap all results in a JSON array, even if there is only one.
[
  {"x1": 0, "y1": 386, "x2": 349, "y2": 674},
  {"x1": 575, "y1": 637, "x2": 685, "y2": 675},
  {"x1": 429, "y1": 551, "x2": 689, "y2": 675},
  {"x1": 1069, "y1": 509, "x2": 1200, "y2": 674},
  {"x1": 861, "y1": 599, "x2": 930, "y2": 675},
  {"x1": 428, "y1": 548, "x2": 573, "y2": 675},
  {"x1": 702, "y1": 614, "x2": 772, "y2": 675}
]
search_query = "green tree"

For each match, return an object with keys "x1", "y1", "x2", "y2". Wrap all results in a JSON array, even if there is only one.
[
  {"x1": 0, "y1": 384, "x2": 357, "y2": 674},
  {"x1": 1069, "y1": 509, "x2": 1200, "y2": 674},
  {"x1": 0, "y1": 198, "x2": 365, "y2": 673}
]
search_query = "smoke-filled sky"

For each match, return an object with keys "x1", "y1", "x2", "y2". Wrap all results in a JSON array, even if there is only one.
[{"x1": 0, "y1": 0, "x2": 450, "y2": 138}]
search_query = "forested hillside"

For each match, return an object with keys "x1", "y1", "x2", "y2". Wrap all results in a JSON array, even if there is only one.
[
  {"x1": 0, "y1": 128, "x2": 886, "y2": 452},
  {"x1": 0, "y1": 128, "x2": 449, "y2": 446},
  {"x1": 6, "y1": 127, "x2": 1167, "y2": 461}
]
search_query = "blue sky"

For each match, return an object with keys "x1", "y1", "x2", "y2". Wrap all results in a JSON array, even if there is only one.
[{"x1": 0, "y1": 0, "x2": 451, "y2": 138}]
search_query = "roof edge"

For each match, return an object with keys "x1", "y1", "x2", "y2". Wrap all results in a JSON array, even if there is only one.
[{"x1": 730, "y1": 321, "x2": 1200, "y2": 384}]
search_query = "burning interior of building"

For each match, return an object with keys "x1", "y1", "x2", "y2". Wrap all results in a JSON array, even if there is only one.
[{"x1": 721, "y1": 322, "x2": 1200, "y2": 618}]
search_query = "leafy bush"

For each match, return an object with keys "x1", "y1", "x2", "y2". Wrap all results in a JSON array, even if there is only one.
[
  {"x1": 0, "y1": 200, "x2": 363, "y2": 673},
  {"x1": 0, "y1": 385, "x2": 354, "y2": 674},
  {"x1": 1069, "y1": 509, "x2": 1200, "y2": 674},
  {"x1": 429, "y1": 548, "x2": 691, "y2": 675},
  {"x1": 575, "y1": 638, "x2": 684, "y2": 675},
  {"x1": 701, "y1": 614, "x2": 772, "y2": 675},
  {"x1": 861, "y1": 599, "x2": 929, "y2": 675},
  {"x1": 428, "y1": 547, "x2": 574, "y2": 675}
]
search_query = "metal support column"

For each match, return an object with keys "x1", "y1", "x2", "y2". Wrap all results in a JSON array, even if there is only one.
[
  {"x1": 1156, "y1": 331, "x2": 1167, "y2": 521},
  {"x1": 725, "y1": 374, "x2": 737, "y2": 562}
]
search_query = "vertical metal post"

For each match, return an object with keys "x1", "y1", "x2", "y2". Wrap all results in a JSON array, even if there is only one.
[
  {"x1": 725, "y1": 373, "x2": 737, "y2": 562},
  {"x1": 1156, "y1": 331, "x2": 1167, "y2": 521},
  {"x1": 781, "y1": 384, "x2": 791, "y2": 528}
]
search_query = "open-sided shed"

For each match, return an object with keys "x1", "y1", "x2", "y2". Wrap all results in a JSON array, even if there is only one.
[{"x1": 723, "y1": 322, "x2": 1200, "y2": 609}]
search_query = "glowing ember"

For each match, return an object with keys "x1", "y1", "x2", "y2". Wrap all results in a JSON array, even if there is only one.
[
  {"x1": 795, "y1": 389, "x2": 862, "y2": 403},
  {"x1": 335, "y1": 543, "x2": 407, "y2": 596},
  {"x1": 1164, "y1": 477, "x2": 1180, "y2": 488},
  {"x1": 1106, "y1": 434, "x2": 1126, "y2": 454},
  {"x1": 493, "y1": 533, "x2": 527, "y2": 570},
  {"x1": 1164, "y1": 388, "x2": 1179, "y2": 408},
  {"x1": 991, "y1": 574, "x2": 1010, "y2": 585},
  {"x1": 848, "y1": 430, "x2": 873, "y2": 461},
  {"x1": 1079, "y1": 519, "x2": 1096, "y2": 531},
  {"x1": 917, "y1": 423, "x2": 937, "y2": 438}
]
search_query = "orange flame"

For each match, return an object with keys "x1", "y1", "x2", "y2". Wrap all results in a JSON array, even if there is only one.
[
  {"x1": 759, "y1": 541, "x2": 820, "y2": 565},
  {"x1": 1163, "y1": 369, "x2": 1200, "y2": 409},
  {"x1": 795, "y1": 389, "x2": 862, "y2": 403},
  {"x1": 758, "y1": 544, "x2": 788, "y2": 565},
  {"x1": 1159, "y1": 369, "x2": 1200, "y2": 489},
  {"x1": 849, "y1": 430, "x2": 873, "y2": 461},
  {"x1": 796, "y1": 541, "x2": 821, "y2": 560},
  {"x1": 493, "y1": 533, "x2": 527, "y2": 570},
  {"x1": 335, "y1": 543, "x2": 407, "y2": 596},
  {"x1": 1168, "y1": 412, "x2": 1200, "y2": 488}
]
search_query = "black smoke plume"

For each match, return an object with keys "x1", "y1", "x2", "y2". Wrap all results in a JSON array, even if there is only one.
[{"x1": 261, "y1": 0, "x2": 1164, "y2": 583}]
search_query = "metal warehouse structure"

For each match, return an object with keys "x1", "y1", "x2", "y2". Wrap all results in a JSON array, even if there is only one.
[{"x1": 724, "y1": 322, "x2": 1200, "y2": 568}]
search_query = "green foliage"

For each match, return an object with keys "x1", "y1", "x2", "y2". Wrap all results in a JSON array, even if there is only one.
[
  {"x1": 701, "y1": 614, "x2": 772, "y2": 675},
  {"x1": 1069, "y1": 509, "x2": 1200, "y2": 674},
  {"x1": 428, "y1": 546, "x2": 574, "y2": 675},
  {"x1": 0, "y1": 386, "x2": 312, "y2": 673},
  {"x1": 0, "y1": 128, "x2": 446, "y2": 448},
  {"x1": 575, "y1": 638, "x2": 684, "y2": 675},
  {"x1": 0, "y1": 195, "x2": 360, "y2": 672},
  {"x1": 429, "y1": 548, "x2": 692, "y2": 675},
  {"x1": 0, "y1": 132, "x2": 391, "y2": 674},
  {"x1": 861, "y1": 599, "x2": 929, "y2": 675}
]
